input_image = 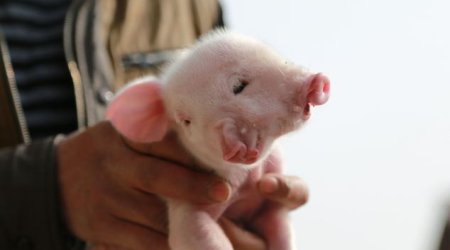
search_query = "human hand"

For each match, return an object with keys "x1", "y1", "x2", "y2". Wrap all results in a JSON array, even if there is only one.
[
  {"x1": 126, "y1": 141, "x2": 310, "y2": 250},
  {"x1": 220, "y1": 174, "x2": 309, "y2": 250},
  {"x1": 258, "y1": 174, "x2": 309, "y2": 210},
  {"x1": 58, "y1": 121, "x2": 308, "y2": 250},
  {"x1": 57, "y1": 121, "x2": 230, "y2": 250}
]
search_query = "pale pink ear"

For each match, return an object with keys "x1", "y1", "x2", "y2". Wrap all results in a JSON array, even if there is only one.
[{"x1": 106, "y1": 78, "x2": 169, "y2": 143}]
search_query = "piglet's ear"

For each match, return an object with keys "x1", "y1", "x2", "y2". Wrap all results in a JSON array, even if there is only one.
[{"x1": 106, "y1": 78, "x2": 169, "y2": 143}]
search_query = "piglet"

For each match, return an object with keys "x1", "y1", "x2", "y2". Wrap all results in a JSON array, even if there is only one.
[{"x1": 106, "y1": 30, "x2": 330, "y2": 250}]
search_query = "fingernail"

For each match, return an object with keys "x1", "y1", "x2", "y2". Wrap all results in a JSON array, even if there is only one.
[
  {"x1": 209, "y1": 181, "x2": 231, "y2": 203},
  {"x1": 260, "y1": 176, "x2": 279, "y2": 194}
]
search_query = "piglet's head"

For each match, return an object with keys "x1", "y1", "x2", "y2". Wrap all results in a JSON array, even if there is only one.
[{"x1": 106, "y1": 30, "x2": 330, "y2": 170}]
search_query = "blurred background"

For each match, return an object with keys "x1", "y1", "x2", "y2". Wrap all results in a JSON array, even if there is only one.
[{"x1": 221, "y1": 0, "x2": 450, "y2": 249}]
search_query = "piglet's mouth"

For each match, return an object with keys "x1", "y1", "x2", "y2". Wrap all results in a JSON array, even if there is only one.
[
  {"x1": 223, "y1": 143, "x2": 261, "y2": 165},
  {"x1": 217, "y1": 118, "x2": 263, "y2": 165}
]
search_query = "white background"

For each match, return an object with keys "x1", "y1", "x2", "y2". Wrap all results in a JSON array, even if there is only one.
[{"x1": 221, "y1": 1, "x2": 450, "y2": 250}]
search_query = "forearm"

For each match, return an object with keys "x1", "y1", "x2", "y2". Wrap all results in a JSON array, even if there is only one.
[{"x1": 0, "y1": 138, "x2": 82, "y2": 250}]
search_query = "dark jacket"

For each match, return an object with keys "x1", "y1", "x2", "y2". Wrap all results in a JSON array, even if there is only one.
[{"x1": 0, "y1": 0, "x2": 223, "y2": 249}]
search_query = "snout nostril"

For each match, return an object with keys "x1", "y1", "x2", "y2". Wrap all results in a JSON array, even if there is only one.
[
  {"x1": 314, "y1": 73, "x2": 331, "y2": 93},
  {"x1": 307, "y1": 73, "x2": 331, "y2": 106},
  {"x1": 322, "y1": 80, "x2": 331, "y2": 93}
]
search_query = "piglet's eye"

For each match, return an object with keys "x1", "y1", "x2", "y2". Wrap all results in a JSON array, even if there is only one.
[{"x1": 233, "y1": 80, "x2": 249, "y2": 95}]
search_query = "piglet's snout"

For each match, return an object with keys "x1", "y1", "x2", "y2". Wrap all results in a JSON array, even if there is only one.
[
  {"x1": 293, "y1": 73, "x2": 330, "y2": 118},
  {"x1": 307, "y1": 73, "x2": 330, "y2": 106}
]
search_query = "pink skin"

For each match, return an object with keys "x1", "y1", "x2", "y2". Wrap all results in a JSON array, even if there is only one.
[{"x1": 107, "y1": 30, "x2": 330, "y2": 250}]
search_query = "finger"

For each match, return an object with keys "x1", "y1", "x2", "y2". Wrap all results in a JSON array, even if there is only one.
[
  {"x1": 124, "y1": 131, "x2": 194, "y2": 167},
  {"x1": 258, "y1": 174, "x2": 309, "y2": 210},
  {"x1": 89, "y1": 243, "x2": 131, "y2": 250},
  {"x1": 108, "y1": 121, "x2": 231, "y2": 204},
  {"x1": 219, "y1": 218, "x2": 267, "y2": 250},
  {"x1": 90, "y1": 215, "x2": 169, "y2": 250},
  {"x1": 123, "y1": 153, "x2": 231, "y2": 204},
  {"x1": 105, "y1": 186, "x2": 169, "y2": 234}
]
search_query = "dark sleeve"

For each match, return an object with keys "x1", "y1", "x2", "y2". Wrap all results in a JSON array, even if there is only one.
[
  {"x1": 0, "y1": 138, "x2": 84, "y2": 250},
  {"x1": 439, "y1": 210, "x2": 450, "y2": 250}
]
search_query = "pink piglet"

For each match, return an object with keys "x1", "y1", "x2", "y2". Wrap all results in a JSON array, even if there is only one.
[{"x1": 106, "y1": 30, "x2": 330, "y2": 250}]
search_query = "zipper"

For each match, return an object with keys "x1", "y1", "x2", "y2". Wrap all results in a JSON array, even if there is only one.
[
  {"x1": 122, "y1": 49, "x2": 187, "y2": 69},
  {"x1": 63, "y1": 0, "x2": 86, "y2": 129},
  {"x1": 0, "y1": 34, "x2": 30, "y2": 144}
]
